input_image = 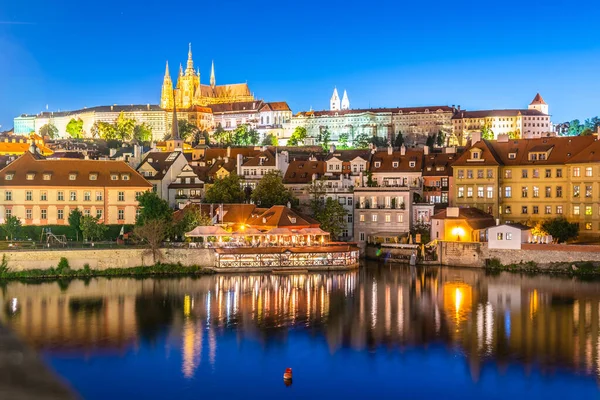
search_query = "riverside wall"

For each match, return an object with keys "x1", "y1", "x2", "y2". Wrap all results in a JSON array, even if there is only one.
[{"x1": 0, "y1": 248, "x2": 215, "y2": 271}]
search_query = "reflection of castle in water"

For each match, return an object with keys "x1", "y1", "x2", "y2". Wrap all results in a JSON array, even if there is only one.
[{"x1": 2, "y1": 268, "x2": 600, "y2": 381}]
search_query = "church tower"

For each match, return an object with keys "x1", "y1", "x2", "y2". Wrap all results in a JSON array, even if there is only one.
[
  {"x1": 341, "y1": 90, "x2": 350, "y2": 110},
  {"x1": 330, "y1": 87, "x2": 340, "y2": 111},
  {"x1": 180, "y1": 43, "x2": 199, "y2": 109},
  {"x1": 166, "y1": 90, "x2": 184, "y2": 152},
  {"x1": 210, "y1": 60, "x2": 216, "y2": 89},
  {"x1": 528, "y1": 93, "x2": 549, "y2": 115},
  {"x1": 160, "y1": 61, "x2": 174, "y2": 110}
]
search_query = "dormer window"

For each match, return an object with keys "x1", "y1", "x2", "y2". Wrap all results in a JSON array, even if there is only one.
[
  {"x1": 111, "y1": 174, "x2": 119, "y2": 180},
  {"x1": 5, "y1": 173, "x2": 13, "y2": 181},
  {"x1": 436, "y1": 166, "x2": 445, "y2": 171},
  {"x1": 472, "y1": 152, "x2": 479, "y2": 159},
  {"x1": 374, "y1": 161, "x2": 381, "y2": 168},
  {"x1": 89, "y1": 173, "x2": 98, "y2": 181},
  {"x1": 290, "y1": 217, "x2": 296, "y2": 223},
  {"x1": 69, "y1": 173, "x2": 77, "y2": 180},
  {"x1": 122, "y1": 174, "x2": 130, "y2": 181},
  {"x1": 392, "y1": 162, "x2": 399, "y2": 168},
  {"x1": 43, "y1": 173, "x2": 51, "y2": 180},
  {"x1": 508, "y1": 153, "x2": 516, "y2": 159},
  {"x1": 26, "y1": 173, "x2": 35, "y2": 180},
  {"x1": 409, "y1": 161, "x2": 416, "y2": 168}
]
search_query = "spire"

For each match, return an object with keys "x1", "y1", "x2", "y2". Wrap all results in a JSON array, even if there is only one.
[
  {"x1": 186, "y1": 43, "x2": 194, "y2": 75},
  {"x1": 164, "y1": 61, "x2": 170, "y2": 78},
  {"x1": 330, "y1": 87, "x2": 340, "y2": 111},
  {"x1": 341, "y1": 89, "x2": 350, "y2": 110},
  {"x1": 179, "y1": 63, "x2": 183, "y2": 76},
  {"x1": 530, "y1": 93, "x2": 546, "y2": 105},
  {"x1": 210, "y1": 60, "x2": 216, "y2": 88}
]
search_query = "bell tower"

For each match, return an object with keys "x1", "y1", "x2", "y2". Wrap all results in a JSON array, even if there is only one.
[
  {"x1": 330, "y1": 87, "x2": 340, "y2": 111},
  {"x1": 160, "y1": 61, "x2": 174, "y2": 110}
]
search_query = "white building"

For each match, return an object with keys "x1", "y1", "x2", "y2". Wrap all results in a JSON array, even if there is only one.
[{"x1": 487, "y1": 223, "x2": 532, "y2": 250}]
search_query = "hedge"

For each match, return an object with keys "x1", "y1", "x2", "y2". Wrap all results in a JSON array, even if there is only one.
[{"x1": 0, "y1": 224, "x2": 134, "y2": 242}]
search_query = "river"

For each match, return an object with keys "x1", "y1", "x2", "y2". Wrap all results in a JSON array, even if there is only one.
[{"x1": 1, "y1": 263, "x2": 599, "y2": 399}]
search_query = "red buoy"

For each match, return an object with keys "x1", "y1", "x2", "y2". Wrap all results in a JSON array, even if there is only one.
[{"x1": 283, "y1": 367, "x2": 293, "y2": 380}]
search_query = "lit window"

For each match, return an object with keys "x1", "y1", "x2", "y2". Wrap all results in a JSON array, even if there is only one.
[
  {"x1": 586, "y1": 185, "x2": 592, "y2": 198},
  {"x1": 504, "y1": 170, "x2": 512, "y2": 179},
  {"x1": 69, "y1": 173, "x2": 77, "y2": 180},
  {"x1": 557, "y1": 205, "x2": 563, "y2": 214},
  {"x1": 458, "y1": 187, "x2": 464, "y2": 198},
  {"x1": 545, "y1": 206, "x2": 551, "y2": 214},
  {"x1": 89, "y1": 173, "x2": 98, "y2": 181},
  {"x1": 487, "y1": 187, "x2": 493, "y2": 199},
  {"x1": 372, "y1": 214, "x2": 377, "y2": 222},
  {"x1": 573, "y1": 185, "x2": 580, "y2": 197},
  {"x1": 573, "y1": 167, "x2": 581, "y2": 177},
  {"x1": 586, "y1": 206, "x2": 593, "y2": 216},
  {"x1": 467, "y1": 187, "x2": 473, "y2": 198},
  {"x1": 533, "y1": 186, "x2": 539, "y2": 198},
  {"x1": 70, "y1": 191, "x2": 77, "y2": 201},
  {"x1": 40, "y1": 191, "x2": 47, "y2": 201},
  {"x1": 43, "y1": 174, "x2": 51, "y2": 180},
  {"x1": 506, "y1": 233, "x2": 512, "y2": 240},
  {"x1": 497, "y1": 233, "x2": 503, "y2": 240},
  {"x1": 586, "y1": 167, "x2": 593, "y2": 177},
  {"x1": 505, "y1": 186, "x2": 512, "y2": 198},
  {"x1": 58, "y1": 210, "x2": 64, "y2": 220},
  {"x1": 359, "y1": 214, "x2": 365, "y2": 222},
  {"x1": 122, "y1": 174, "x2": 130, "y2": 181},
  {"x1": 26, "y1": 173, "x2": 35, "y2": 180},
  {"x1": 385, "y1": 214, "x2": 391, "y2": 222},
  {"x1": 84, "y1": 191, "x2": 91, "y2": 201},
  {"x1": 574, "y1": 205, "x2": 580, "y2": 215},
  {"x1": 5, "y1": 191, "x2": 11, "y2": 201},
  {"x1": 111, "y1": 174, "x2": 119, "y2": 180}
]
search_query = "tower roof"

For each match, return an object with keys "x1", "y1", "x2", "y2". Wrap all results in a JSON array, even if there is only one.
[
  {"x1": 331, "y1": 87, "x2": 339, "y2": 99},
  {"x1": 210, "y1": 60, "x2": 216, "y2": 87},
  {"x1": 530, "y1": 93, "x2": 546, "y2": 105}
]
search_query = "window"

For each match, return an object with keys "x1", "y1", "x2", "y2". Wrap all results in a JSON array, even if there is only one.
[
  {"x1": 505, "y1": 186, "x2": 512, "y2": 198},
  {"x1": 497, "y1": 233, "x2": 503, "y2": 240},
  {"x1": 385, "y1": 214, "x2": 391, "y2": 223},
  {"x1": 477, "y1": 187, "x2": 484, "y2": 198},
  {"x1": 556, "y1": 186, "x2": 563, "y2": 197},
  {"x1": 5, "y1": 174, "x2": 13, "y2": 181},
  {"x1": 487, "y1": 169, "x2": 493, "y2": 178},
  {"x1": 557, "y1": 205, "x2": 563, "y2": 214},
  {"x1": 467, "y1": 170, "x2": 473, "y2": 179},
  {"x1": 70, "y1": 191, "x2": 77, "y2": 201},
  {"x1": 586, "y1": 222, "x2": 593, "y2": 230},
  {"x1": 372, "y1": 214, "x2": 377, "y2": 222},
  {"x1": 84, "y1": 191, "x2": 91, "y2": 201},
  {"x1": 545, "y1": 169, "x2": 551, "y2": 178},
  {"x1": 458, "y1": 187, "x2": 464, "y2": 198},
  {"x1": 347, "y1": 214, "x2": 353, "y2": 223},
  {"x1": 487, "y1": 187, "x2": 493, "y2": 199},
  {"x1": 506, "y1": 232, "x2": 513, "y2": 240},
  {"x1": 573, "y1": 185, "x2": 580, "y2": 197},
  {"x1": 505, "y1": 205, "x2": 511, "y2": 214},
  {"x1": 69, "y1": 173, "x2": 77, "y2": 180},
  {"x1": 43, "y1": 173, "x2": 51, "y2": 181},
  {"x1": 545, "y1": 206, "x2": 551, "y2": 214},
  {"x1": 97, "y1": 209, "x2": 103, "y2": 220},
  {"x1": 477, "y1": 169, "x2": 484, "y2": 179},
  {"x1": 26, "y1": 173, "x2": 35, "y2": 180},
  {"x1": 533, "y1": 206, "x2": 539, "y2": 214},
  {"x1": 374, "y1": 162, "x2": 381, "y2": 168},
  {"x1": 545, "y1": 186, "x2": 551, "y2": 198},
  {"x1": 586, "y1": 185, "x2": 592, "y2": 198},
  {"x1": 359, "y1": 214, "x2": 365, "y2": 222},
  {"x1": 111, "y1": 174, "x2": 119, "y2": 181},
  {"x1": 84, "y1": 209, "x2": 91, "y2": 216},
  {"x1": 397, "y1": 213, "x2": 403, "y2": 223},
  {"x1": 573, "y1": 167, "x2": 581, "y2": 177},
  {"x1": 348, "y1": 197, "x2": 353, "y2": 206},
  {"x1": 26, "y1": 209, "x2": 32, "y2": 219},
  {"x1": 4, "y1": 209, "x2": 11, "y2": 219},
  {"x1": 89, "y1": 173, "x2": 97, "y2": 181},
  {"x1": 58, "y1": 210, "x2": 64, "y2": 220},
  {"x1": 458, "y1": 170, "x2": 464, "y2": 179},
  {"x1": 556, "y1": 169, "x2": 563, "y2": 178},
  {"x1": 533, "y1": 169, "x2": 539, "y2": 178},
  {"x1": 122, "y1": 174, "x2": 130, "y2": 181},
  {"x1": 57, "y1": 191, "x2": 64, "y2": 201},
  {"x1": 40, "y1": 191, "x2": 47, "y2": 201},
  {"x1": 504, "y1": 170, "x2": 512, "y2": 179},
  {"x1": 26, "y1": 191, "x2": 32, "y2": 201},
  {"x1": 522, "y1": 206, "x2": 528, "y2": 214},
  {"x1": 4, "y1": 191, "x2": 11, "y2": 201},
  {"x1": 521, "y1": 186, "x2": 528, "y2": 198},
  {"x1": 359, "y1": 232, "x2": 365, "y2": 241},
  {"x1": 522, "y1": 169, "x2": 528, "y2": 178},
  {"x1": 41, "y1": 209, "x2": 47, "y2": 220},
  {"x1": 96, "y1": 191, "x2": 103, "y2": 201},
  {"x1": 467, "y1": 187, "x2": 473, "y2": 198},
  {"x1": 586, "y1": 167, "x2": 593, "y2": 177},
  {"x1": 118, "y1": 191, "x2": 125, "y2": 202},
  {"x1": 152, "y1": 184, "x2": 157, "y2": 193},
  {"x1": 118, "y1": 209, "x2": 124, "y2": 220},
  {"x1": 586, "y1": 206, "x2": 593, "y2": 216},
  {"x1": 533, "y1": 186, "x2": 539, "y2": 198},
  {"x1": 574, "y1": 205, "x2": 580, "y2": 216}
]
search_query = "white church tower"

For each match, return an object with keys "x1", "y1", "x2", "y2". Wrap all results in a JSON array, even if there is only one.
[
  {"x1": 341, "y1": 90, "x2": 350, "y2": 110},
  {"x1": 528, "y1": 93, "x2": 549, "y2": 115},
  {"x1": 330, "y1": 87, "x2": 341, "y2": 111}
]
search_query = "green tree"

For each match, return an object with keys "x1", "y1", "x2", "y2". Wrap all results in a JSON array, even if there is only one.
[
  {"x1": 480, "y1": 122, "x2": 493, "y2": 140},
  {"x1": 97, "y1": 121, "x2": 118, "y2": 140},
  {"x1": 287, "y1": 126, "x2": 307, "y2": 146},
  {"x1": 134, "y1": 123, "x2": 152, "y2": 142},
  {"x1": 136, "y1": 191, "x2": 172, "y2": 226},
  {"x1": 79, "y1": 215, "x2": 108, "y2": 242},
  {"x1": 204, "y1": 174, "x2": 245, "y2": 204},
  {"x1": 371, "y1": 136, "x2": 387, "y2": 147},
  {"x1": 338, "y1": 132, "x2": 349, "y2": 149},
  {"x1": 313, "y1": 197, "x2": 347, "y2": 240},
  {"x1": 319, "y1": 129, "x2": 331, "y2": 151},
  {"x1": 262, "y1": 133, "x2": 278, "y2": 146},
  {"x1": 2, "y1": 215, "x2": 21, "y2": 240},
  {"x1": 173, "y1": 206, "x2": 213, "y2": 239},
  {"x1": 394, "y1": 131, "x2": 404, "y2": 147},
  {"x1": 39, "y1": 123, "x2": 58, "y2": 139},
  {"x1": 133, "y1": 219, "x2": 168, "y2": 264},
  {"x1": 115, "y1": 111, "x2": 135, "y2": 141},
  {"x1": 250, "y1": 170, "x2": 294, "y2": 208},
  {"x1": 425, "y1": 135, "x2": 435, "y2": 148},
  {"x1": 507, "y1": 130, "x2": 520, "y2": 139},
  {"x1": 568, "y1": 119, "x2": 583, "y2": 136},
  {"x1": 66, "y1": 118, "x2": 84, "y2": 139},
  {"x1": 541, "y1": 217, "x2": 579, "y2": 243},
  {"x1": 354, "y1": 132, "x2": 371, "y2": 149},
  {"x1": 177, "y1": 119, "x2": 199, "y2": 142},
  {"x1": 68, "y1": 209, "x2": 83, "y2": 241},
  {"x1": 436, "y1": 130, "x2": 445, "y2": 147},
  {"x1": 580, "y1": 127, "x2": 594, "y2": 136},
  {"x1": 212, "y1": 123, "x2": 229, "y2": 145}
]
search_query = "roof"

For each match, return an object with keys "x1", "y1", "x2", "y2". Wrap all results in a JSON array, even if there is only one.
[
  {"x1": 137, "y1": 151, "x2": 184, "y2": 180},
  {"x1": 422, "y1": 152, "x2": 457, "y2": 176},
  {"x1": 530, "y1": 93, "x2": 547, "y2": 105},
  {"x1": 490, "y1": 223, "x2": 532, "y2": 231},
  {"x1": 0, "y1": 151, "x2": 151, "y2": 188},
  {"x1": 246, "y1": 206, "x2": 319, "y2": 230},
  {"x1": 451, "y1": 140, "x2": 502, "y2": 167},
  {"x1": 23, "y1": 104, "x2": 163, "y2": 118},
  {"x1": 325, "y1": 149, "x2": 370, "y2": 162},
  {"x1": 451, "y1": 109, "x2": 547, "y2": 119},
  {"x1": 260, "y1": 102, "x2": 291, "y2": 112},
  {"x1": 565, "y1": 138, "x2": 600, "y2": 164},
  {"x1": 432, "y1": 207, "x2": 495, "y2": 230},
  {"x1": 241, "y1": 149, "x2": 276, "y2": 167},
  {"x1": 370, "y1": 148, "x2": 424, "y2": 173},
  {"x1": 207, "y1": 100, "x2": 261, "y2": 114},
  {"x1": 204, "y1": 146, "x2": 261, "y2": 162},
  {"x1": 283, "y1": 160, "x2": 325, "y2": 184},
  {"x1": 488, "y1": 136, "x2": 595, "y2": 166},
  {"x1": 197, "y1": 83, "x2": 252, "y2": 100},
  {"x1": 295, "y1": 105, "x2": 454, "y2": 118}
]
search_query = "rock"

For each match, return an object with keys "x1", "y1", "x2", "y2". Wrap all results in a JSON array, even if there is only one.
[{"x1": 571, "y1": 264, "x2": 578, "y2": 271}]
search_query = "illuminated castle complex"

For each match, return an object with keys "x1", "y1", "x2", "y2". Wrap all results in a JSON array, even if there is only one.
[{"x1": 160, "y1": 44, "x2": 255, "y2": 110}]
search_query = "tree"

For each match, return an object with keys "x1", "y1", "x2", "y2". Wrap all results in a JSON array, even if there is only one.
[
  {"x1": 436, "y1": 130, "x2": 445, "y2": 147},
  {"x1": 580, "y1": 127, "x2": 594, "y2": 136},
  {"x1": 204, "y1": 174, "x2": 245, "y2": 204},
  {"x1": 568, "y1": 119, "x2": 583, "y2": 136},
  {"x1": 136, "y1": 191, "x2": 172, "y2": 226},
  {"x1": 262, "y1": 133, "x2": 278, "y2": 146},
  {"x1": 371, "y1": 136, "x2": 387, "y2": 147},
  {"x1": 313, "y1": 197, "x2": 347, "y2": 240},
  {"x1": 425, "y1": 135, "x2": 435, "y2": 148},
  {"x1": 338, "y1": 132, "x2": 349, "y2": 149},
  {"x1": 250, "y1": 170, "x2": 294, "y2": 208},
  {"x1": 115, "y1": 111, "x2": 135, "y2": 141},
  {"x1": 507, "y1": 130, "x2": 520, "y2": 139},
  {"x1": 319, "y1": 129, "x2": 331, "y2": 151},
  {"x1": 394, "y1": 131, "x2": 404, "y2": 147},
  {"x1": 541, "y1": 217, "x2": 579, "y2": 243},
  {"x1": 354, "y1": 132, "x2": 371, "y2": 149},
  {"x1": 133, "y1": 219, "x2": 168, "y2": 264},
  {"x1": 134, "y1": 123, "x2": 153, "y2": 142},
  {"x1": 97, "y1": 121, "x2": 118, "y2": 140},
  {"x1": 2, "y1": 215, "x2": 21, "y2": 240},
  {"x1": 173, "y1": 206, "x2": 213, "y2": 239},
  {"x1": 66, "y1": 118, "x2": 84, "y2": 139},
  {"x1": 39, "y1": 123, "x2": 58, "y2": 139},
  {"x1": 79, "y1": 215, "x2": 108, "y2": 242},
  {"x1": 68, "y1": 209, "x2": 83, "y2": 241},
  {"x1": 178, "y1": 119, "x2": 200, "y2": 142},
  {"x1": 410, "y1": 222, "x2": 431, "y2": 244},
  {"x1": 287, "y1": 126, "x2": 307, "y2": 146},
  {"x1": 481, "y1": 123, "x2": 493, "y2": 140}
]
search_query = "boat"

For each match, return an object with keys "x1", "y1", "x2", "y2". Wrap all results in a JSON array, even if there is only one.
[{"x1": 283, "y1": 368, "x2": 293, "y2": 380}]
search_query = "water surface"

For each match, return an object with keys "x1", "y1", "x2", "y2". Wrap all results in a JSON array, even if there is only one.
[{"x1": 2, "y1": 264, "x2": 599, "y2": 399}]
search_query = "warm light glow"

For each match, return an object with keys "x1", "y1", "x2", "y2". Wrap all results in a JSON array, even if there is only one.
[{"x1": 451, "y1": 226, "x2": 465, "y2": 240}]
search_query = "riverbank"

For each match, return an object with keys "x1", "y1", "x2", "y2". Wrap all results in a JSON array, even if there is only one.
[{"x1": 484, "y1": 258, "x2": 600, "y2": 278}]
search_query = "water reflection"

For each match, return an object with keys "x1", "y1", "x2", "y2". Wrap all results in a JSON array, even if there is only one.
[{"x1": 2, "y1": 264, "x2": 600, "y2": 385}]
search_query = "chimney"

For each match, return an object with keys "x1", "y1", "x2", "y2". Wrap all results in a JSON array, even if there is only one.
[
  {"x1": 497, "y1": 134, "x2": 509, "y2": 143},
  {"x1": 109, "y1": 148, "x2": 117, "y2": 157},
  {"x1": 400, "y1": 145, "x2": 406, "y2": 156},
  {"x1": 457, "y1": 105, "x2": 461, "y2": 111},
  {"x1": 424, "y1": 146, "x2": 429, "y2": 155},
  {"x1": 471, "y1": 131, "x2": 482, "y2": 144},
  {"x1": 227, "y1": 146, "x2": 231, "y2": 158},
  {"x1": 236, "y1": 153, "x2": 243, "y2": 175},
  {"x1": 147, "y1": 104, "x2": 150, "y2": 110},
  {"x1": 329, "y1": 144, "x2": 336, "y2": 153},
  {"x1": 387, "y1": 145, "x2": 393, "y2": 155},
  {"x1": 447, "y1": 207, "x2": 459, "y2": 217}
]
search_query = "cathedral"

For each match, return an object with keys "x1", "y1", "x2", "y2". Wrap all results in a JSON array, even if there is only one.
[{"x1": 160, "y1": 44, "x2": 255, "y2": 110}]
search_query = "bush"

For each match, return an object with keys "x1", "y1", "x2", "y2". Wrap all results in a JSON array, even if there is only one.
[
  {"x1": 56, "y1": 257, "x2": 71, "y2": 275},
  {"x1": 8, "y1": 224, "x2": 134, "y2": 242}
]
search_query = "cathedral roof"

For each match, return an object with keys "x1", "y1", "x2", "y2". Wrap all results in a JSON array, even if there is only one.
[
  {"x1": 260, "y1": 102, "x2": 291, "y2": 112},
  {"x1": 208, "y1": 101, "x2": 264, "y2": 113},
  {"x1": 196, "y1": 83, "x2": 252, "y2": 99}
]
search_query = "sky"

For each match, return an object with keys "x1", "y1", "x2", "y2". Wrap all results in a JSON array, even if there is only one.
[{"x1": 1, "y1": 0, "x2": 599, "y2": 130}]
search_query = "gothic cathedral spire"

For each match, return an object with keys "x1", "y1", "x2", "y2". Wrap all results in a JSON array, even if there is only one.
[
  {"x1": 210, "y1": 60, "x2": 216, "y2": 88},
  {"x1": 341, "y1": 90, "x2": 350, "y2": 110},
  {"x1": 330, "y1": 87, "x2": 340, "y2": 111},
  {"x1": 166, "y1": 89, "x2": 184, "y2": 152},
  {"x1": 185, "y1": 43, "x2": 194, "y2": 75},
  {"x1": 160, "y1": 61, "x2": 174, "y2": 110}
]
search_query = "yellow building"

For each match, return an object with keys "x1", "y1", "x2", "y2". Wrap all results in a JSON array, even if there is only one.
[
  {"x1": 0, "y1": 149, "x2": 152, "y2": 225},
  {"x1": 452, "y1": 135, "x2": 600, "y2": 238},
  {"x1": 0, "y1": 133, "x2": 53, "y2": 156}
]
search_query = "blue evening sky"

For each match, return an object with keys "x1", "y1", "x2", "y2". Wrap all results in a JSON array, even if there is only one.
[{"x1": 1, "y1": 0, "x2": 599, "y2": 130}]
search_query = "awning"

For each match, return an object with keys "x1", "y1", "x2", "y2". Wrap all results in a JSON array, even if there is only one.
[
  {"x1": 298, "y1": 228, "x2": 330, "y2": 235},
  {"x1": 231, "y1": 227, "x2": 264, "y2": 236},
  {"x1": 266, "y1": 227, "x2": 295, "y2": 236},
  {"x1": 185, "y1": 225, "x2": 230, "y2": 237}
]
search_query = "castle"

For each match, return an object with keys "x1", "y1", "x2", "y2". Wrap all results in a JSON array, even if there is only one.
[{"x1": 160, "y1": 44, "x2": 255, "y2": 110}]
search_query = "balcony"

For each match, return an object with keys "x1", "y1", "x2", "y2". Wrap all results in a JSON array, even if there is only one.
[{"x1": 356, "y1": 202, "x2": 405, "y2": 210}]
